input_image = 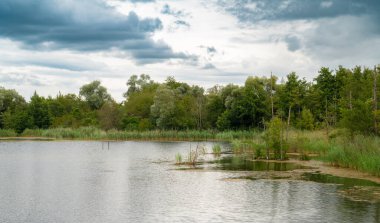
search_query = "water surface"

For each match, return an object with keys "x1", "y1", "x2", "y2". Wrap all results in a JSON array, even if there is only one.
[{"x1": 0, "y1": 141, "x2": 378, "y2": 223}]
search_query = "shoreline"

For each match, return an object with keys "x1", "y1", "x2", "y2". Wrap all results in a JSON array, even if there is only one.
[{"x1": 1, "y1": 135, "x2": 379, "y2": 182}]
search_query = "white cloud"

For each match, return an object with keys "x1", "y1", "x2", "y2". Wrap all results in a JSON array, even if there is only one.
[{"x1": 0, "y1": 0, "x2": 379, "y2": 102}]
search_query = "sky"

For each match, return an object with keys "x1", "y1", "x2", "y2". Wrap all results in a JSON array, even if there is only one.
[{"x1": 0, "y1": 0, "x2": 379, "y2": 101}]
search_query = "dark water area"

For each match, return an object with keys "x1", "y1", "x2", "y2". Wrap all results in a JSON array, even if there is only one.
[
  {"x1": 302, "y1": 172, "x2": 380, "y2": 188},
  {"x1": 211, "y1": 156, "x2": 310, "y2": 171},
  {"x1": 0, "y1": 141, "x2": 379, "y2": 223}
]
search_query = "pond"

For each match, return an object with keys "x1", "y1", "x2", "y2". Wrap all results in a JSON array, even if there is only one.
[{"x1": 0, "y1": 141, "x2": 379, "y2": 222}]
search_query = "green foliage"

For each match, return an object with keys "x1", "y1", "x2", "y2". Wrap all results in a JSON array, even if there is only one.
[
  {"x1": 212, "y1": 144, "x2": 222, "y2": 155},
  {"x1": 98, "y1": 102, "x2": 121, "y2": 130},
  {"x1": 216, "y1": 110, "x2": 231, "y2": 130},
  {"x1": 29, "y1": 92, "x2": 51, "y2": 129},
  {"x1": 297, "y1": 109, "x2": 314, "y2": 130},
  {"x1": 0, "y1": 65, "x2": 379, "y2": 136},
  {"x1": 341, "y1": 101, "x2": 374, "y2": 134},
  {"x1": 265, "y1": 117, "x2": 285, "y2": 159},
  {"x1": 0, "y1": 129, "x2": 17, "y2": 137},
  {"x1": 175, "y1": 153, "x2": 182, "y2": 164},
  {"x1": 321, "y1": 135, "x2": 380, "y2": 176},
  {"x1": 79, "y1": 80, "x2": 112, "y2": 110}
]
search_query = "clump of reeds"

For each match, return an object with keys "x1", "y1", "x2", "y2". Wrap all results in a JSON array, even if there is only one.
[
  {"x1": 212, "y1": 144, "x2": 222, "y2": 156},
  {"x1": 175, "y1": 153, "x2": 182, "y2": 164},
  {"x1": 19, "y1": 128, "x2": 262, "y2": 141},
  {"x1": 0, "y1": 129, "x2": 17, "y2": 137}
]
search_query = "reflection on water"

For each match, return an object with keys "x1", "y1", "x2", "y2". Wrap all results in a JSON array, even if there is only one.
[
  {"x1": 212, "y1": 156, "x2": 310, "y2": 171},
  {"x1": 0, "y1": 141, "x2": 378, "y2": 223},
  {"x1": 302, "y1": 172, "x2": 380, "y2": 187}
]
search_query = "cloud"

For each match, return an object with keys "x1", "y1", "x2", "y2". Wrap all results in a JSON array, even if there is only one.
[
  {"x1": 0, "y1": 0, "x2": 190, "y2": 64},
  {"x1": 302, "y1": 15, "x2": 380, "y2": 66},
  {"x1": 0, "y1": 72, "x2": 46, "y2": 87},
  {"x1": 202, "y1": 63, "x2": 216, "y2": 70},
  {"x1": 129, "y1": 0, "x2": 155, "y2": 2},
  {"x1": 215, "y1": 0, "x2": 380, "y2": 66},
  {"x1": 206, "y1": 46, "x2": 217, "y2": 54},
  {"x1": 161, "y1": 4, "x2": 185, "y2": 18},
  {"x1": 174, "y1": 20, "x2": 190, "y2": 28},
  {"x1": 216, "y1": 0, "x2": 380, "y2": 22},
  {"x1": 284, "y1": 35, "x2": 301, "y2": 52}
]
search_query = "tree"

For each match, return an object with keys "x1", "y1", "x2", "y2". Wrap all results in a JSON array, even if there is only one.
[
  {"x1": 98, "y1": 101, "x2": 121, "y2": 130},
  {"x1": 2, "y1": 108, "x2": 32, "y2": 134},
  {"x1": 79, "y1": 80, "x2": 112, "y2": 110},
  {"x1": 243, "y1": 76, "x2": 271, "y2": 128},
  {"x1": 205, "y1": 85, "x2": 225, "y2": 129},
  {"x1": 341, "y1": 100, "x2": 374, "y2": 135},
  {"x1": 29, "y1": 92, "x2": 51, "y2": 129},
  {"x1": 278, "y1": 72, "x2": 306, "y2": 136},
  {"x1": 0, "y1": 87, "x2": 26, "y2": 128},
  {"x1": 265, "y1": 117, "x2": 285, "y2": 160},
  {"x1": 150, "y1": 86, "x2": 176, "y2": 129},
  {"x1": 124, "y1": 74, "x2": 155, "y2": 98},
  {"x1": 297, "y1": 109, "x2": 314, "y2": 130}
]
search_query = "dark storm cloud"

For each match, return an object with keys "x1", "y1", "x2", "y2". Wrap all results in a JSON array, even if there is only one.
[
  {"x1": 216, "y1": 0, "x2": 380, "y2": 23},
  {"x1": 0, "y1": 0, "x2": 190, "y2": 64},
  {"x1": 216, "y1": 0, "x2": 380, "y2": 64}
]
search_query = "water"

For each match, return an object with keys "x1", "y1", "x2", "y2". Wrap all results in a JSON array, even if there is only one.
[
  {"x1": 210, "y1": 156, "x2": 310, "y2": 171},
  {"x1": 0, "y1": 141, "x2": 379, "y2": 223},
  {"x1": 302, "y1": 172, "x2": 380, "y2": 187}
]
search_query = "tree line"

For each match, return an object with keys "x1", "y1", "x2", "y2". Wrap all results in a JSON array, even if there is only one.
[{"x1": 0, "y1": 65, "x2": 379, "y2": 135}]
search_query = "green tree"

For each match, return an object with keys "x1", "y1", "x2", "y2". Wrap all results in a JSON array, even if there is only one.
[
  {"x1": 124, "y1": 74, "x2": 154, "y2": 98},
  {"x1": 29, "y1": 92, "x2": 51, "y2": 129},
  {"x1": 265, "y1": 117, "x2": 285, "y2": 160},
  {"x1": 150, "y1": 85, "x2": 176, "y2": 129},
  {"x1": 205, "y1": 86, "x2": 224, "y2": 129},
  {"x1": 341, "y1": 100, "x2": 374, "y2": 135},
  {"x1": 3, "y1": 108, "x2": 32, "y2": 134},
  {"x1": 98, "y1": 101, "x2": 121, "y2": 130},
  {"x1": 79, "y1": 80, "x2": 112, "y2": 110},
  {"x1": 297, "y1": 109, "x2": 314, "y2": 130},
  {"x1": 0, "y1": 87, "x2": 26, "y2": 128}
]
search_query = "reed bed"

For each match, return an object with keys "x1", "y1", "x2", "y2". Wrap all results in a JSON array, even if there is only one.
[
  {"x1": 0, "y1": 129, "x2": 18, "y2": 137},
  {"x1": 230, "y1": 129, "x2": 380, "y2": 177},
  {"x1": 19, "y1": 127, "x2": 258, "y2": 141},
  {"x1": 14, "y1": 127, "x2": 380, "y2": 176}
]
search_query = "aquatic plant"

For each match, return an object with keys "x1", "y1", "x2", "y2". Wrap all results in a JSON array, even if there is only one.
[
  {"x1": 212, "y1": 144, "x2": 222, "y2": 155},
  {"x1": 175, "y1": 153, "x2": 182, "y2": 164},
  {"x1": 18, "y1": 128, "x2": 262, "y2": 141}
]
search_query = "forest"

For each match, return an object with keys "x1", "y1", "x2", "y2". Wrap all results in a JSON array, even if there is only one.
[{"x1": 0, "y1": 65, "x2": 379, "y2": 136}]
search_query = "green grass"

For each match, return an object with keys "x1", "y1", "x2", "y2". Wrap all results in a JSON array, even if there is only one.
[
  {"x1": 19, "y1": 127, "x2": 259, "y2": 141},
  {"x1": 175, "y1": 153, "x2": 182, "y2": 164},
  {"x1": 230, "y1": 129, "x2": 380, "y2": 177},
  {"x1": 320, "y1": 135, "x2": 380, "y2": 176},
  {"x1": 0, "y1": 129, "x2": 17, "y2": 137},
  {"x1": 212, "y1": 144, "x2": 222, "y2": 155},
  {"x1": 9, "y1": 127, "x2": 380, "y2": 176}
]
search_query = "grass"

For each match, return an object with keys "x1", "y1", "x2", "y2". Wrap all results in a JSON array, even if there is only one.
[
  {"x1": 19, "y1": 127, "x2": 258, "y2": 141},
  {"x1": 0, "y1": 129, "x2": 17, "y2": 137},
  {"x1": 6, "y1": 126, "x2": 380, "y2": 176},
  {"x1": 320, "y1": 135, "x2": 380, "y2": 176},
  {"x1": 175, "y1": 153, "x2": 182, "y2": 164},
  {"x1": 212, "y1": 144, "x2": 222, "y2": 155},
  {"x1": 230, "y1": 128, "x2": 380, "y2": 177}
]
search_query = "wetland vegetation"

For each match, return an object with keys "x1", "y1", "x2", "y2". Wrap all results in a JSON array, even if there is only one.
[{"x1": 0, "y1": 65, "x2": 379, "y2": 177}]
